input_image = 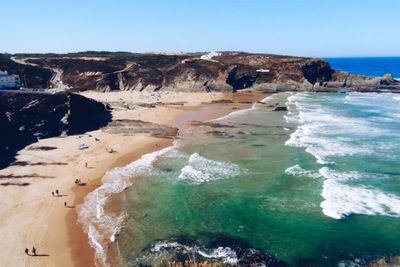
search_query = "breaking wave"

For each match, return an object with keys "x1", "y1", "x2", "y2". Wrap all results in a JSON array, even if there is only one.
[
  {"x1": 285, "y1": 92, "x2": 400, "y2": 220},
  {"x1": 321, "y1": 179, "x2": 400, "y2": 220},
  {"x1": 77, "y1": 146, "x2": 174, "y2": 267},
  {"x1": 145, "y1": 241, "x2": 239, "y2": 265},
  {"x1": 285, "y1": 164, "x2": 320, "y2": 179},
  {"x1": 178, "y1": 153, "x2": 242, "y2": 184}
]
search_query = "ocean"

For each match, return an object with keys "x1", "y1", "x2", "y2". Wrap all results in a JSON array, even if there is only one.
[
  {"x1": 326, "y1": 57, "x2": 400, "y2": 78},
  {"x1": 77, "y1": 59, "x2": 400, "y2": 267}
]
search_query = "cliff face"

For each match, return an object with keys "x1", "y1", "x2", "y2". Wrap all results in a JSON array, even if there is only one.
[
  {"x1": 7, "y1": 52, "x2": 399, "y2": 93},
  {"x1": 17, "y1": 52, "x2": 334, "y2": 92},
  {"x1": 0, "y1": 92, "x2": 111, "y2": 168}
]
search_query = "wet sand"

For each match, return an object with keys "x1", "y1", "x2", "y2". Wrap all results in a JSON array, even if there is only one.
[{"x1": 0, "y1": 89, "x2": 267, "y2": 267}]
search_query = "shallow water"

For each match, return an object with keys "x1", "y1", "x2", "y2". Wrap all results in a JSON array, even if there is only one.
[{"x1": 80, "y1": 92, "x2": 400, "y2": 266}]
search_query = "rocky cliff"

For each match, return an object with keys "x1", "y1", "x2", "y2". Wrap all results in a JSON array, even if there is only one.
[
  {"x1": 5, "y1": 51, "x2": 400, "y2": 93},
  {"x1": 0, "y1": 92, "x2": 111, "y2": 168},
  {"x1": 10, "y1": 52, "x2": 339, "y2": 92}
]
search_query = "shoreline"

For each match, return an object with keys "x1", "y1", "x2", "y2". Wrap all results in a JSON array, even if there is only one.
[
  {"x1": 68, "y1": 138, "x2": 174, "y2": 267},
  {"x1": 70, "y1": 90, "x2": 268, "y2": 267},
  {"x1": 0, "y1": 90, "x2": 271, "y2": 267}
]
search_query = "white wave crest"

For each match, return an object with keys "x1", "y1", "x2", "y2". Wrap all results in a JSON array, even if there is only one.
[
  {"x1": 286, "y1": 93, "x2": 400, "y2": 220},
  {"x1": 321, "y1": 179, "x2": 400, "y2": 219},
  {"x1": 77, "y1": 146, "x2": 174, "y2": 267},
  {"x1": 318, "y1": 167, "x2": 399, "y2": 219},
  {"x1": 178, "y1": 153, "x2": 241, "y2": 184},
  {"x1": 285, "y1": 164, "x2": 321, "y2": 179}
]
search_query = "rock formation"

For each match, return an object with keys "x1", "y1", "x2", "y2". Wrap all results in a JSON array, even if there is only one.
[
  {"x1": 362, "y1": 255, "x2": 400, "y2": 267},
  {"x1": 3, "y1": 52, "x2": 335, "y2": 92},
  {"x1": 0, "y1": 91, "x2": 111, "y2": 168},
  {"x1": 4, "y1": 51, "x2": 399, "y2": 93}
]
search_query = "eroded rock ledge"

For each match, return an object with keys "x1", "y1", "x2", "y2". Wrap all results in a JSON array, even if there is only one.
[
  {"x1": 0, "y1": 91, "x2": 111, "y2": 168},
  {"x1": 102, "y1": 119, "x2": 178, "y2": 138}
]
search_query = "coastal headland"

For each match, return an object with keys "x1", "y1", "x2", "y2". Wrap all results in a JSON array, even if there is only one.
[{"x1": 0, "y1": 51, "x2": 399, "y2": 267}]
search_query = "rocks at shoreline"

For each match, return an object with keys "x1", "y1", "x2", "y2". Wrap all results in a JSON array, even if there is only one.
[
  {"x1": 362, "y1": 255, "x2": 400, "y2": 267},
  {"x1": 139, "y1": 234, "x2": 286, "y2": 267},
  {"x1": 190, "y1": 121, "x2": 235, "y2": 128},
  {"x1": 273, "y1": 106, "x2": 288, "y2": 112},
  {"x1": 205, "y1": 130, "x2": 235, "y2": 138},
  {"x1": 102, "y1": 119, "x2": 178, "y2": 139}
]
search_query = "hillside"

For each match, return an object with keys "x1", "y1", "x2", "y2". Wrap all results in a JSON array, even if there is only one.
[
  {"x1": 8, "y1": 52, "x2": 334, "y2": 92},
  {"x1": 0, "y1": 54, "x2": 53, "y2": 88}
]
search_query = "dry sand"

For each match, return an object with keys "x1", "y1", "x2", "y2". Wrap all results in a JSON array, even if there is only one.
[{"x1": 0, "y1": 89, "x2": 267, "y2": 267}]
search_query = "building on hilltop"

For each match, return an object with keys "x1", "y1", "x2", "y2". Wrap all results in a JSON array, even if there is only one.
[{"x1": 0, "y1": 71, "x2": 22, "y2": 89}]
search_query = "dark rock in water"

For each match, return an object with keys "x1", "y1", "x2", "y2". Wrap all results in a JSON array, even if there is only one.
[
  {"x1": 380, "y1": 74, "x2": 399, "y2": 86},
  {"x1": 205, "y1": 131, "x2": 235, "y2": 138},
  {"x1": 190, "y1": 121, "x2": 235, "y2": 128},
  {"x1": 0, "y1": 91, "x2": 111, "y2": 169},
  {"x1": 273, "y1": 106, "x2": 288, "y2": 112},
  {"x1": 362, "y1": 255, "x2": 400, "y2": 267},
  {"x1": 139, "y1": 234, "x2": 285, "y2": 267},
  {"x1": 252, "y1": 144, "x2": 266, "y2": 147},
  {"x1": 239, "y1": 248, "x2": 285, "y2": 267}
]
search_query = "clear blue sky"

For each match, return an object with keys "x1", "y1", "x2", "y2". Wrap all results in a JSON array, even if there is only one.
[{"x1": 2, "y1": 0, "x2": 400, "y2": 57}]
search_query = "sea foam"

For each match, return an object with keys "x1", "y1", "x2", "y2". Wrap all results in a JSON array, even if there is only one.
[
  {"x1": 178, "y1": 153, "x2": 242, "y2": 184},
  {"x1": 77, "y1": 146, "x2": 174, "y2": 267},
  {"x1": 148, "y1": 241, "x2": 239, "y2": 265},
  {"x1": 321, "y1": 179, "x2": 400, "y2": 219},
  {"x1": 285, "y1": 164, "x2": 321, "y2": 179},
  {"x1": 285, "y1": 92, "x2": 400, "y2": 220}
]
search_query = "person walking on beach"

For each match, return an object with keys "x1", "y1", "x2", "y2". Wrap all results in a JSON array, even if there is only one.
[
  {"x1": 24, "y1": 248, "x2": 29, "y2": 255},
  {"x1": 85, "y1": 162, "x2": 88, "y2": 168},
  {"x1": 55, "y1": 189, "x2": 59, "y2": 196},
  {"x1": 51, "y1": 191, "x2": 54, "y2": 197},
  {"x1": 32, "y1": 247, "x2": 36, "y2": 256},
  {"x1": 64, "y1": 201, "x2": 67, "y2": 207}
]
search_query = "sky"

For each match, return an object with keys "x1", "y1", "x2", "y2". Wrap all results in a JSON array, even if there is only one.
[{"x1": 2, "y1": 0, "x2": 400, "y2": 57}]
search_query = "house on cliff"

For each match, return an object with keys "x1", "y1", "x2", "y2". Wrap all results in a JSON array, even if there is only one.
[{"x1": 0, "y1": 71, "x2": 21, "y2": 89}]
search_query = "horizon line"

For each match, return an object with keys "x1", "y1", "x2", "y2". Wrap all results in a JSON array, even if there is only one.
[{"x1": 2, "y1": 50, "x2": 400, "y2": 59}]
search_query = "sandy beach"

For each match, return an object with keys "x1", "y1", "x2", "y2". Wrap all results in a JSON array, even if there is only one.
[{"x1": 0, "y1": 89, "x2": 267, "y2": 267}]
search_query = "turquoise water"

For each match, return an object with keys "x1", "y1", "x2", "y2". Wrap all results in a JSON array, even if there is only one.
[{"x1": 79, "y1": 92, "x2": 400, "y2": 266}]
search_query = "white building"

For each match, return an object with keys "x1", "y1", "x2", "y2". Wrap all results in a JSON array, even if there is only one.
[
  {"x1": 0, "y1": 71, "x2": 21, "y2": 89},
  {"x1": 200, "y1": 52, "x2": 222, "y2": 61}
]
